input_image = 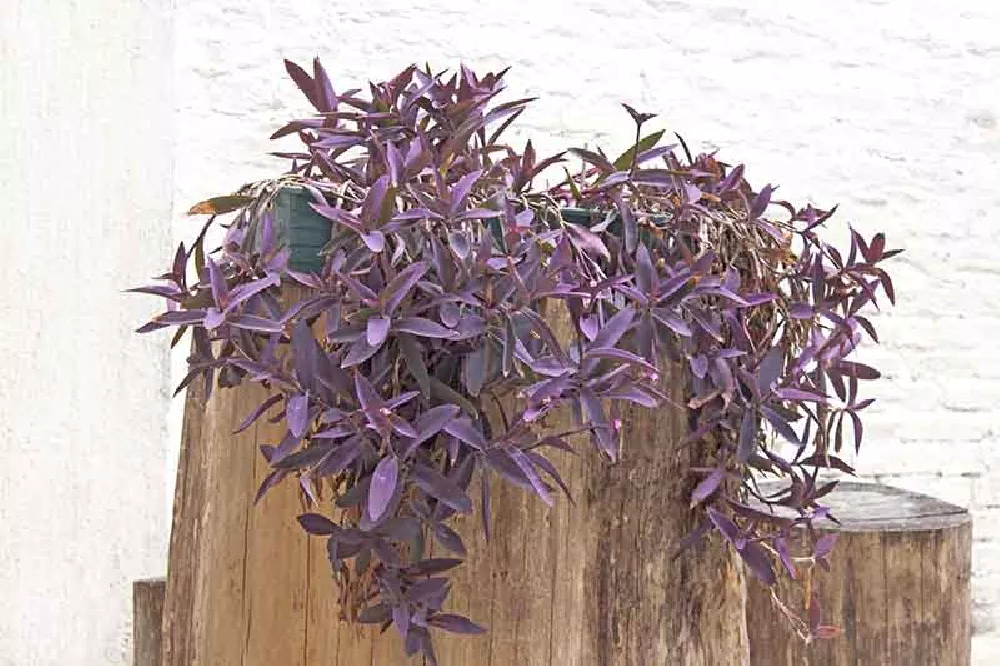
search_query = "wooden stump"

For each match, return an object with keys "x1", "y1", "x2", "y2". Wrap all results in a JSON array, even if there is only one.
[
  {"x1": 133, "y1": 577, "x2": 166, "y2": 666},
  {"x1": 161, "y1": 295, "x2": 749, "y2": 665},
  {"x1": 746, "y1": 481, "x2": 972, "y2": 666}
]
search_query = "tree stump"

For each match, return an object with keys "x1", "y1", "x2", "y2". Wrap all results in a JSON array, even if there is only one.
[
  {"x1": 746, "y1": 481, "x2": 971, "y2": 666},
  {"x1": 160, "y1": 294, "x2": 749, "y2": 665}
]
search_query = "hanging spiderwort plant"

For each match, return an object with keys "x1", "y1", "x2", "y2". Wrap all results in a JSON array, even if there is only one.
[{"x1": 133, "y1": 57, "x2": 900, "y2": 661}]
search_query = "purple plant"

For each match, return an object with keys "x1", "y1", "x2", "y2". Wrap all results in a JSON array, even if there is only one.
[{"x1": 133, "y1": 58, "x2": 900, "y2": 660}]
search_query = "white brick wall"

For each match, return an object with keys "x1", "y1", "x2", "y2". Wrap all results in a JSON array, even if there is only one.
[{"x1": 174, "y1": 0, "x2": 1000, "y2": 660}]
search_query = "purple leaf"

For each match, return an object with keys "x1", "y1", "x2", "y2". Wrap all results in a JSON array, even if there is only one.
[
  {"x1": 234, "y1": 394, "x2": 282, "y2": 434},
  {"x1": 689, "y1": 307, "x2": 724, "y2": 343},
  {"x1": 564, "y1": 222, "x2": 610, "y2": 260},
  {"x1": 358, "y1": 603, "x2": 391, "y2": 625},
  {"x1": 749, "y1": 184, "x2": 774, "y2": 220},
  {"x1": 395, "y1": 317, "x2": 456, "y2": 339},
  {"x1": 691, "y1": 468, "x2": 725, "y2": 506},
  {"x1": 741, "y1": 292, "x2": 777, "y2": 307},
  {"x1": 848, "y1": 410, "x2": 863, "y2": 453},
  {"x1": 333, "y1": 268, "x2": 378, "y2": 304},
  {"x1": 756, "y1": 348, "x2": 784, "y2": 394},
  {"x1": 126, "y1": 284, "x2": 183, "y2": 299},
  {"x1": 815, "y1": 533, "x2": 838, "y2": 560},
  {"x1": 427, "y1": 613, "x2": 485, "y2": 635},
  {"x1": 737, "y1": 409, "x2": 757, "y2": 463},
  {"x1": 833, "y1": 360, "x2": 881, "y2": 381},
  {"x1": 774, "y1": 387, "x2": 826, "y2": 403},
  {"x1": 312, "y1": 58, "x2": 336, "y2": 111},
  {"x1": 405, "y1": 405, "x2": 459, "y2": 453},
  {"x1": 382, "y1": 262, "x2": 428, "y2": 314},
  {"x1": 361, "y1": 231, "x2": 385, "y2": 252},
  {"x1": 229, "y1": 314, "x2": 283, "y2": 333},
  {"x1": 225, "y1": 273, "x2": 280, "y2": 313},
  {"x1": 284, "y1": 58, "x2": 319, "y2": 109},
  {"x1": 432, "y1": 523, "x2": 466, "y2": 555},
  {"x1": 523, "y1": 450, "x2": 572, "y2": 500},
  {"x1": 297, "y1": 513, "x2": 337, "y2": 535},
  {"x1": 592, "y1": 306, "x2": 635, "y2": 349},
  {"x1": 690, "y1": 354, "x2": 709, "y2": 379},
  {"x1": 739, "y1": 541, "x2": 776, "y2": 585},
  {"x1": 775, "y1": 537, "x2": 798, "y2": 578},
  {"x1": 205, "y1": 257, "x2": 229, "y2": 309},
  {"x1": 406, "y1": 577, "x2": 450, "y2": 605},
  {"x1": 447, "y1": 231, "x2": 471, "y2": 259},
  {"x1": 155, "y1": 309, "x2": 207, "y2": 326},
  {"x1": 651, "y1": 307, "x2": 691, "y2": 337},
  {"x1": 507, "y1": 446, "x2": 553, "y2": 506},
  {"x1": 367, "y1": 316, "x2": 390, "y2": 347},
  {"x1": 443, "y1": 418, "x2": 486, "y2": 450},
  {"x1": 602, "y1": 386, "x2": 658, "y2": 408},
  {"x1": 286, "y1": 393, "x2": 310, "y2": 438},
  {"x1": 448, "y1": 169, "x2": 483, "y2": 216},
  {"x1": 707, "y1": 507, "x2": 739, "y2": 544},
  {"x1": 272, "y1": 443, "x2": 329, "y2": 470},
  {"x1": 315, "y1": 438, "x2": 362, "y2": 477},
  {"x1": 392, "y1": 605, "x2": 411, "y2": 640},
  {"x1": 788, "y1": 303, "x2": 814, "y2": 319},
  {"x1": 761, "y1": 406, "x2": 800, "y2": 446},
  {"x1": 203, "y1": 308, "x2": 225, "y2": 330},
  {"x1": 463, "y1": 348, "x2": 487, "y2": 397},
  {"x1": 410, "y1": 463, "x2": 473, "y2": 513},
  {"x1": 355, "y1": 372, "x2": 385, "y2": 412},
  {"x1": 253, "y1": 469, "x2": 286, "y2": 505},
  {"x1": 341, "y1": 336, "x2": 379, "y2": 368},
  {"x1": 585, "y1": 347, "x2": 657, "y2": 373},
  {"x1": 367, "y1": 456, "x2": 399, "y2": 523},
  {"x1": 456, "y1": 207, "x2": 501, "y2": 220},
  {"x1": 580, "y1": 388, "x2": 615, "y2": 461}
]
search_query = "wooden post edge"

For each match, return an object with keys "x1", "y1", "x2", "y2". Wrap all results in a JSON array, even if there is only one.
[{"x1": 133, "y1": 577, "x2": 167, "y2": 666}]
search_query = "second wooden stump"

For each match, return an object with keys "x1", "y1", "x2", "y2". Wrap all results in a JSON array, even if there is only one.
[{"x1": 747, "y1": 480, "x2": 972, "y2": 666}]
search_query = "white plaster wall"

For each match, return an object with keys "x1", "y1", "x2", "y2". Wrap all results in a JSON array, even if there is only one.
[
  {"x1": 0, "y1": 1, "x2": 175, "y2": 664},
  {"x1": 174, "y1": 1, "x2": 1000, "y2": 659}
]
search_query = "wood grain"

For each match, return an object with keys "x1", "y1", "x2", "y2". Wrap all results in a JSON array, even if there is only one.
[
  {"x1": 133, "y1": 578, "x2": 166, "y2": 666},
  {"x1": 746, "y1": 481, "x2": 972, "y2": 666},
  {"x1": 162, "y1": 294, "x2": 749, "y2": 665}
]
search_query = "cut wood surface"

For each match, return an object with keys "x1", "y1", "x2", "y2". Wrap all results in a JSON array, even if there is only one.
[
  {"x1": 746, "y1": 481, "x2": 972, "y2": 666},
  {"x1": 133, "y1": 577, "x2": 166, "y2": 666},
  {"x1": 162, "y1": 293, "x2": 749, "y2": 665}
]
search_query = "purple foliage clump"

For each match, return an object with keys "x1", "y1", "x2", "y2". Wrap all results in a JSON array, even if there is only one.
[{"x1": 133, "y1": 58, "x2": 900, "y2": 659}]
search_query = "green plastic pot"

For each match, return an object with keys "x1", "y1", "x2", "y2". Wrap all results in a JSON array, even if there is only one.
[{"x1": 269, "y1": 186, "x2": 641, "y2": 273}]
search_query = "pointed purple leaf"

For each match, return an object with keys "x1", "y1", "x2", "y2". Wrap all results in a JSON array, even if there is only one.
[
  {"x1": 739, "y1": 540, "x2": 776, "y2": 585},
  {"x1": 427, "y1": 613, "x2": 485, "y2": 635},
  {"x1": 382, "y1": 262, "x2": 428, "y2": 314},
  {"x1": 691, "y1": 468, "x2": 725, "y2": 506},
  {"x1": 368, "y1": 456, "x2": 399, "y2": 523},
  {"x1": 367, "y1": 316, "x2": 390, "y2": 347},
  {"x1": 507, "y1": 446, "x2": 553, "y2": 506},
  {"x1": 286, "y1": 393, "x2": 310, "y2": 438},
  {"x1": 737, "y1": 409, "x2": 757, "y2": 463},
  {"x1": 443, "y1": 418, "x2": 486, "y2": 450},
  {"x1": 411, "y1": 463, "x2": 473, "y2": 514},
  {"x1": 297, "y1": 512, "x2": 337, "y2": 535},
  {"x1": 395, "y1": 317, "x2": 456, "y2": 339}
]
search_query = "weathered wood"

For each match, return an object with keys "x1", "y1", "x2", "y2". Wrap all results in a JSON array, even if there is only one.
[
  {"x1": 163, "y1": 293, "x2": 749, "y2": 665},
  {"x1": 133, "y1": 577, "x2": 166, "y2": 666},
  {"x1": 746, "y1": 481, "x2": 972, "y2": 666},
  {"x1": 161, "y1": 374, "x2": 208, "y2": 666}
]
